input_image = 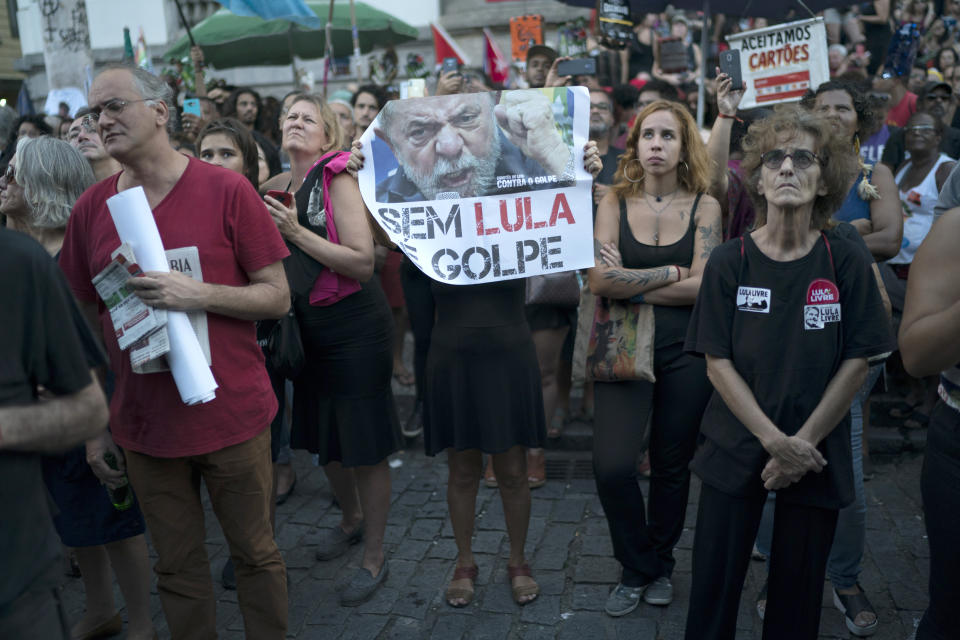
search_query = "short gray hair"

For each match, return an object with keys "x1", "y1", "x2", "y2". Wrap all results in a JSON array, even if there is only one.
[
  {"x1": 100, "y1": 64, "x2": 176, "y2": 133},
  {"x1": 15, "y1": 136, "x2": 95, "y2": 229}
]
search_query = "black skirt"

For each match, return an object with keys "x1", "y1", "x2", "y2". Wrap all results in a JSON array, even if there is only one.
[
  {"x1": 290, "y1": 280, "x2": 401, "y2": 467},
  {"x1": 425, "y1": 279, "x2": 546, "y2": 456}
]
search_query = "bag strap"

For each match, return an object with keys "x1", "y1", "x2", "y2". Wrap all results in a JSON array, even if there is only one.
[{"x1": 688, "y1": 192, "x2": 703, "y2": 232}]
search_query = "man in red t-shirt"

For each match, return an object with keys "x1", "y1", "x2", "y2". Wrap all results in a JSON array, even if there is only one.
[
  {"x1": 874, "y1": 69, "x2": 917, "y2": 127},
  {"x1": 59, "y1": 66, "x2": 291, "y2": 639}
]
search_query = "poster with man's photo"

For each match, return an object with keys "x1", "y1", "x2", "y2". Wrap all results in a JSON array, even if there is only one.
[{"x1": 357, "y1": 87, "x2": 594, "y2": 285}]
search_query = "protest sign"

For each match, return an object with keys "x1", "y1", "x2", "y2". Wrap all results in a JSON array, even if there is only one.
[
  {"x1": 357, "y1": 87, "x2": 594, "y2": 286},
  {"x1": 726, "y1": 18, "x2": 829, "y2": 110},
  {"x1": 510, "y1": 15, "x2": 544, "y2": 63}
]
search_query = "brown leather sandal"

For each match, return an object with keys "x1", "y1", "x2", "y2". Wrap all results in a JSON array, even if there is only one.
[
  {"x1": 507, "y1": 563, "x2": 539, "y2": 605},
  {"x1": 446, "y1": 564, "x2": 479, "y2": 607}
]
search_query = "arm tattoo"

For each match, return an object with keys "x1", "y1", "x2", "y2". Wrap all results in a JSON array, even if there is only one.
[
  {"x1": 602, "y1": 265, "x2": 673, "y2": 288},
  {"x1": 698, "y1": 219, "x2": 723, "y2": 260}
]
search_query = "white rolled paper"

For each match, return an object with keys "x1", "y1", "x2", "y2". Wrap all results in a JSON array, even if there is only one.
[{"x1": 107, "y1": 187, "x2": 218, "y2": 405}]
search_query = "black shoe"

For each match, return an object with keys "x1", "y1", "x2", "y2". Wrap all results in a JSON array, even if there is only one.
[
  {"x1": 221, "y1": 558, "x2": 236, "y2": 590},
  {"x1": 402, "y1": 401, "x2": 423, "y2": 438},
  {"x1": 275, "y1": 474, "x2": 297, "y2": 505}
]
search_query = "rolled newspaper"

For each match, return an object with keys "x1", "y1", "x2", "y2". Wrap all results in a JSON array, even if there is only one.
[{"x1": 106, "y1": 187, "x2": 218, "y2": 405}]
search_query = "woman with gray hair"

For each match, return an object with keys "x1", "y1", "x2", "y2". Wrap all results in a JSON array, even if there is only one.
[
  {"x1": 683, "y1": 104, "x2": 895, "y2": 639},
  {"x1": 1, "y1": 135, "x2": 157, "y2": 640}
]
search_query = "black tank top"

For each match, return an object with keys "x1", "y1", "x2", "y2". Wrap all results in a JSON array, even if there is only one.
[{"x1": 617, "y1": 193, "x2": 701, "y2": 347}]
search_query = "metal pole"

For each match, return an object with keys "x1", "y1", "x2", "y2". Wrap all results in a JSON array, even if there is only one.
[
  {"x1": 173, "y1": 0, "x2": 197, "y2": 48},
  {"x1": 323, "y1": 0, "x2": 335, "y2": 98},
  {"x1": 697, "y1": 0, "x2": 709, "y2": 130},
  {"x1": 288, "y1": 26, "x2": 299, "y2": 89}
]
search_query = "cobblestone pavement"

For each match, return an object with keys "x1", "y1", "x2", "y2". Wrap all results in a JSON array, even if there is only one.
[{"x1": 59, "y1": 356, "x2": 932, "y2": 639}]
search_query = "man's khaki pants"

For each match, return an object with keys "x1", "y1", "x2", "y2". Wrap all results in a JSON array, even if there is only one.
[{"x1": 126, "y1": 427, "x2": 287, "y2": 640}]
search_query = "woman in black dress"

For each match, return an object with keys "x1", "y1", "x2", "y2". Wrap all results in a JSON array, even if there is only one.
[
  {"x1": 587, "y1": 100, "x2": 720, "y2": 617},
  {"x1": 683, "y1": 104, "x2": 895, "y2": 639},
  {"x1": 264, "y1": 94, "x2": 400, "y2": 606}
]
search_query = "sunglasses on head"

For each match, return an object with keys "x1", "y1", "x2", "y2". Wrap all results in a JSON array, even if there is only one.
[{"x1": 760, "y1": 149, "x2": 822, "y2": 170}]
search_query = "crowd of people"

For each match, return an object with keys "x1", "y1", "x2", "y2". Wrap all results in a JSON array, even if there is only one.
[{"x1": 1, "y1": 3, "x2": 959, "y2": 640}]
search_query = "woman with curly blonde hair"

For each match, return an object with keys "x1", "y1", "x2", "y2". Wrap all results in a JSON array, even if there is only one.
[{"x1": 587, "y1": 99, "x2": 722, "y2": 616}]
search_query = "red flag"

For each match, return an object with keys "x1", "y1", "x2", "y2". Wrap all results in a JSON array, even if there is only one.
[
  {"x1": 483, "y1": 28, "x2": 510, "y2": 85},
  {"x1": 431, "y1": 23, "x2": 470, "y2": 68}
]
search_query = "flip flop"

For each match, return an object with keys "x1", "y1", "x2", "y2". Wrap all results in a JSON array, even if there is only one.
[
  {"x1": 446, "y1": 564, "x2": 478, "y2": 607},
  {"x1": 507, "y1": 563, "x2": 539, "y2": 605}
]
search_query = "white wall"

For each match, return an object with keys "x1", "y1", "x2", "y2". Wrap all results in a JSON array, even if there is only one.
[
  {"x1": 363, "y1": 0, "x2": 437, "y2": 27},
  {"x1": 18, "y1": 0, "x2": 169, "y2": 56}
]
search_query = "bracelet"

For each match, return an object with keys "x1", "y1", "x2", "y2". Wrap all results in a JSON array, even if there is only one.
[
  {"x1": 674, "y1": 265, "x2": 682, "y2": 281},
  {"x1": 717, "y1": 113, "x2": 743, "y2": 123}
]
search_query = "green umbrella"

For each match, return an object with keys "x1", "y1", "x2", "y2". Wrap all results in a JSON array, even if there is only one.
[{"x1": 163, "y1": 0, "x2": 418, "y2": 70}]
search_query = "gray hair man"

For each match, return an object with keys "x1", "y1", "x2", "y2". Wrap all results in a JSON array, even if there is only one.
[{"x1": 59, "y1": 65, "x2": 291, "y2": 639}]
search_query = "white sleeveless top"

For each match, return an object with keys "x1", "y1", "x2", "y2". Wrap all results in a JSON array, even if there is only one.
[{"x1": 893, "y1": 153, "x2": 954, "y2": 265}]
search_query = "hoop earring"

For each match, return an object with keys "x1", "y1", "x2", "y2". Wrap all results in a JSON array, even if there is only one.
[{"x1": 624, "y1": 158, "x2": 644, "y2": 183}]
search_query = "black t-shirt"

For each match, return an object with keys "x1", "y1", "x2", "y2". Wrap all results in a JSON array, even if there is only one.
[
  {"x1": 684, "y1": 223, "x2": 895, "y2": 509},
  {"x1": 0, "y1": 229, "x2": 102, "y2": 610}
]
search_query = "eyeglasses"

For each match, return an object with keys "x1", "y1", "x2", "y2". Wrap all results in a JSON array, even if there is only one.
[
  {"x1": 2, "y1": 164, "x2": 16, "y2": 184},
  {"x1": 88, "y1": 98, "x2": 151, "y2": 120},
  {"x1": 905, "y1": 124, "x2": 937, "y2": 134},
  {"x1": 924, "y1": 93, "x2": 952, "y2": 102},
  {"x1": 760, "y1": 149, "x2": 822, "y2": 170},
  {"x1": 590, "y1": 102, "x2": 612, "y2": 112}
]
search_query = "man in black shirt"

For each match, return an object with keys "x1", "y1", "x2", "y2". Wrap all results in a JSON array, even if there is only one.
[
  {"x1": 0, "y1": 228, "x2": 109, "y2": 639},
  {"x1": 590, "y1": 88, "x2": 623, "y2": 210},
  {"x1": 882, "y1": 81, "x2": 960, "y2": 171}
]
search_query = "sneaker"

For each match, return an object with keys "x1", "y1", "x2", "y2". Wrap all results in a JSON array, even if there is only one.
[
  {"x1": 315, "y1": 521, "x2": 365, "y2": 561},
  {"x1": 340, "y1": 562, "x2": 389, "y2": 606},
  {"x1": 643, "y1": 576, "x2": 673, "y2": 605},
  {"x1": 604, "y1": 583, "x2": 646, "y2": 617},
  {"x1": 756, "y1": 580, "x2": 767, "y2": 620}
]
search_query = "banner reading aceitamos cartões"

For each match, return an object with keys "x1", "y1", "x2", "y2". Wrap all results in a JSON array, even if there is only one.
[
  {"x1": 357, "y1": 87, "x2": 593, "y2": 286},
  {"x1": 726, "y1": 17, "x2": 829, "y2": 110}
]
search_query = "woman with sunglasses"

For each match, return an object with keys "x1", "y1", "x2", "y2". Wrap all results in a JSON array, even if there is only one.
[
  {"x1": 749, "y1": 79, "x2": 901, "y2": 636},
  {"x1": 683, "y1": 104, "x2": 895, "y2": 640}
]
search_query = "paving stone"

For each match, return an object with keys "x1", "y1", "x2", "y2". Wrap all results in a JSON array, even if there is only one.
[
  {"x1": 429, "y1": 612, "x2": 473, "y2": 639},
  {"x1": 513, "y1": 623, "x2": 559, "y2": 640},
  {"x1": 580, "y1": 535, "x2": 614, "y2": 556},
  {"x1": 557, "y1": 612, "x2": 613, "y2": 640},
  {"x1": 520, "y1": 594, "x2": 562, "y2": 625},
  {"x1": 473, "y1": 530, "x2": 504, "y2": 554},
  {"x1": 572, "y1": 584, "x2": 611, "y2": 610},
  {"x1": 465, "y1": 613, "x2": 513, "y2": 639},
  {"x1": 381, "y1": 616, "x2": 425, "y2": 640},
  {"x1": 573, "y1": 557, "x2": 620, "y2": 584},
  {"x1": 57, "y1": 437, "x2": 929, "y2": 640},
  {"x1": 536, "y1": 569, "x2": 567, "y2": 596},
  {"x1": 391, "y1": 588, "x2": 436, "y2": 620},
  {"x1": 551, "y1": 499, "x2": 586, "y2": 523},
  {"x1": 392, "y1": 539, "x2": 432, "y2": 561},
  {"x1": 427, "y1": 538, "x2": 459, "y2": 560},
  {"x1": 409, "y1": 518, "x2": 444, "y2": 540},
  {"x1": 340, "y1": 613, "x2": 390, "y2": 640}
]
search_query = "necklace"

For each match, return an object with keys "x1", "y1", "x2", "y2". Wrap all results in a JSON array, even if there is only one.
[
  {"x1": 644, "y1": 187, "x2": 678, "y2": 203},
  {"x1": 642, "y1": 189, "x2": 678, "y2": 216}
]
